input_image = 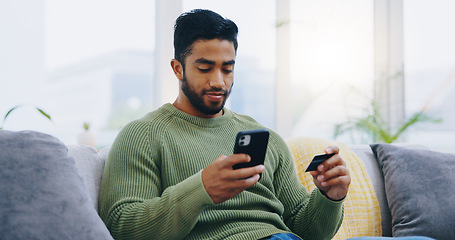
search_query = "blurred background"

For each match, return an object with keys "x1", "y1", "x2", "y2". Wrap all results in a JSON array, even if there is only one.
[{"x1": 1, "y1": 0, "x2": 454, "y2": 152}]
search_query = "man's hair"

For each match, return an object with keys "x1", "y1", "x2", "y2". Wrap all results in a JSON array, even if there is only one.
[{"x1": 173, "y1": 9, "x2": 238, "y2": 65}]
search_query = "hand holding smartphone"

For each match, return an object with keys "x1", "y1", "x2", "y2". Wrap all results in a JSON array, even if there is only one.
[
  {"x1": 232, "y1": 129, "x2": 269, "y2": 171},
  {"x1": 305, "y1": 153, "x2": 335, "y2": 172}
]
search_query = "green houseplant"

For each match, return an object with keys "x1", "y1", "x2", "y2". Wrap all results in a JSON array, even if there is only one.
[
  {"x1": 334, "y1": 100, "x2": 442, "y2": 144},
  {"x1": 0, "y1": 105, "x2": 52, "y2": 130}
]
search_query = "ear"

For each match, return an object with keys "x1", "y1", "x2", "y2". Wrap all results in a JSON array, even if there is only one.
[{"x1": 170, "y1": 59, "x2": 183, "y2": 80}]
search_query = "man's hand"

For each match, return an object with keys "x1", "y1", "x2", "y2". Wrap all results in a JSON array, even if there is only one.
[
  {"x1": 201, "y1": 154, "x2": 265, "y2": 204},
  {"x1": 309, "y1": 146, "x2": 350, "y2": 201}
]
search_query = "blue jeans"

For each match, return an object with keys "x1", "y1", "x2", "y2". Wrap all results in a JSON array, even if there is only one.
[
  {"x1": 348, "y1": 237, "x2": 436, "y2": 240},
  {"x1": 264, "y1": 233, "x2": 301, "y2": 240},
  {"x1": 265, "y1": 234, "x2": 436, "y2": 240}
]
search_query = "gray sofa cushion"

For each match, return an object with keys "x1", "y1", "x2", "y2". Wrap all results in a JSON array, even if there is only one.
[
  {"x1": 0, "y1": 130, "x2": 113, "y2": 240},
  {"x1": 370, "y1": 143, "x2": 455, "y2": 240}
]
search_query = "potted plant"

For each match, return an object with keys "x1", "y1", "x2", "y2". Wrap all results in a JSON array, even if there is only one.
[{"x1": 77, "y1": 122, "x2": 97, "y2": 147}]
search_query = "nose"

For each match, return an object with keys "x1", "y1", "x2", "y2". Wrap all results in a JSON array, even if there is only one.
[{"x1": 209, "y1": 70, "x2": 225, "y2": 89}]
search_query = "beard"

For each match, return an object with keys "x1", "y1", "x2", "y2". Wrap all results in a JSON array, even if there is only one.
[{"x1": 181, "y1": 73, "x2": 232, "y2": 116}]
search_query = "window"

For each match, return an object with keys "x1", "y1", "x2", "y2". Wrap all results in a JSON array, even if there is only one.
[
  {"x1": 288, "y1": 0, "x2": 375, "y2": 141},
  {"x1": 1, "y1": 0, "x2": 156, "y2": 148},
  {"x1": 3, "y1": 0, "x2": 451, "y2": 152},
  {"x1": 404, "y1": 0, "x2": 455, "y2": 152}
]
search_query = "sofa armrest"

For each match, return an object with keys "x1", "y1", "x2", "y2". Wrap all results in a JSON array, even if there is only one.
[
  {"x1": 68, "y1": 145, "x2": 106, "y2": 212},
  {"x1": 349, "y1": 144, "x2": 392, "y2": 236}
]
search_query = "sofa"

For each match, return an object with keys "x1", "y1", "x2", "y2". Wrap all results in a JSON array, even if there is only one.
[{"x1": 1, "y1": 130, "x2": 454, "y2": 239}]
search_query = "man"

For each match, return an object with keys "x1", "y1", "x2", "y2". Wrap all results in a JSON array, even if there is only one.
[{"x1": 99, "y1": 9, "x2": 350, "y2": 240}]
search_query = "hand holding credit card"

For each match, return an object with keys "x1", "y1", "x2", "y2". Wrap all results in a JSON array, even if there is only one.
[{"x1": 305, "y1": 153, "x2": 335, "y2": 172}]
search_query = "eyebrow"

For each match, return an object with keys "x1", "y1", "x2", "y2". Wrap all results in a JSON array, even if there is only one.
[
  {"x1": 223, "y1": 60, "x2": 235, "y2": 66},
  {"x1": 195, "y1": 58, "x2": 235, "y2": 66}
]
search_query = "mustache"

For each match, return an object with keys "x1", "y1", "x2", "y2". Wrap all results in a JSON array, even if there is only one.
[{"x1": 202, "y1": 87, "x2": 228, "y2": 95}]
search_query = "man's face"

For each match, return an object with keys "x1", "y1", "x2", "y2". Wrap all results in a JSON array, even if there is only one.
[{"x1": 179, "y1": 39, "x2": 236, "y2": 117}]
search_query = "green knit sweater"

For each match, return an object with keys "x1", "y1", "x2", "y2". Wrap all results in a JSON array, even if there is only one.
[{"x1": 99, "y1": 103, "x2": 343, "y2": 240}]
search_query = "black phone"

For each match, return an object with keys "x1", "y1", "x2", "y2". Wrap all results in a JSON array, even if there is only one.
[
  {"x1": 305, "y1": 153, "x2": 335, "y2": 172},
  {"x1": 232, "y1": 129, "x2": 269, "y2": 170}
]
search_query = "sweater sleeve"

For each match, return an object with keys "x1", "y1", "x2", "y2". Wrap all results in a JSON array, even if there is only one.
[
  {"x1": 271, "y1": 134, "x2": 344, "y2": 240},
  {"x1": 98, "y1": 121, "x2": 214, "y2": 240}
]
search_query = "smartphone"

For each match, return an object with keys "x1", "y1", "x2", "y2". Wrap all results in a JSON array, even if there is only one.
[
  {"x1": 232, "y1": 129, "x2": 269, "y2": 171},
  {"x1": 305, "y1": 153, "x2": 335, "y2": 172}
]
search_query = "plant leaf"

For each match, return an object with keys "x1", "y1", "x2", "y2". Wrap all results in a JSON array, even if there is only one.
[
  {"x1": 3, "y1": 105, "x2": 21, "y2": 121},
  {"x1": 36, "y1": 107, "x2": 52, "y2": 121}
]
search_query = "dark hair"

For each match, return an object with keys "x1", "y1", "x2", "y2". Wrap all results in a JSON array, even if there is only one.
[{"x1": 173, "y1": 9, "x2": 238, "y2": 65}]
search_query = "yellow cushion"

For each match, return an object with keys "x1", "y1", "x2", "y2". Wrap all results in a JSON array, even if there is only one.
[{"x1": 286, "y1": 137, "x2": 382, "y2": 239}]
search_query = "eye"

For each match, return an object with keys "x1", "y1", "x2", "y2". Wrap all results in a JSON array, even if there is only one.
[
  {"x1": 198, "y1": 68, "x2": 211, "y2": 73},
  {"x1": 223, "y1": 69, "x2": 233, "y2": 73}
]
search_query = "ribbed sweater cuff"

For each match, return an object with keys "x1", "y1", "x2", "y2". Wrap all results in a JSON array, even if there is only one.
[
  {"x1": 315, "y1": 188, "x2": 345, "y2": 206},
  {"x1": 175, "y1": 171, "x2": 215, "y2": 208}
]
